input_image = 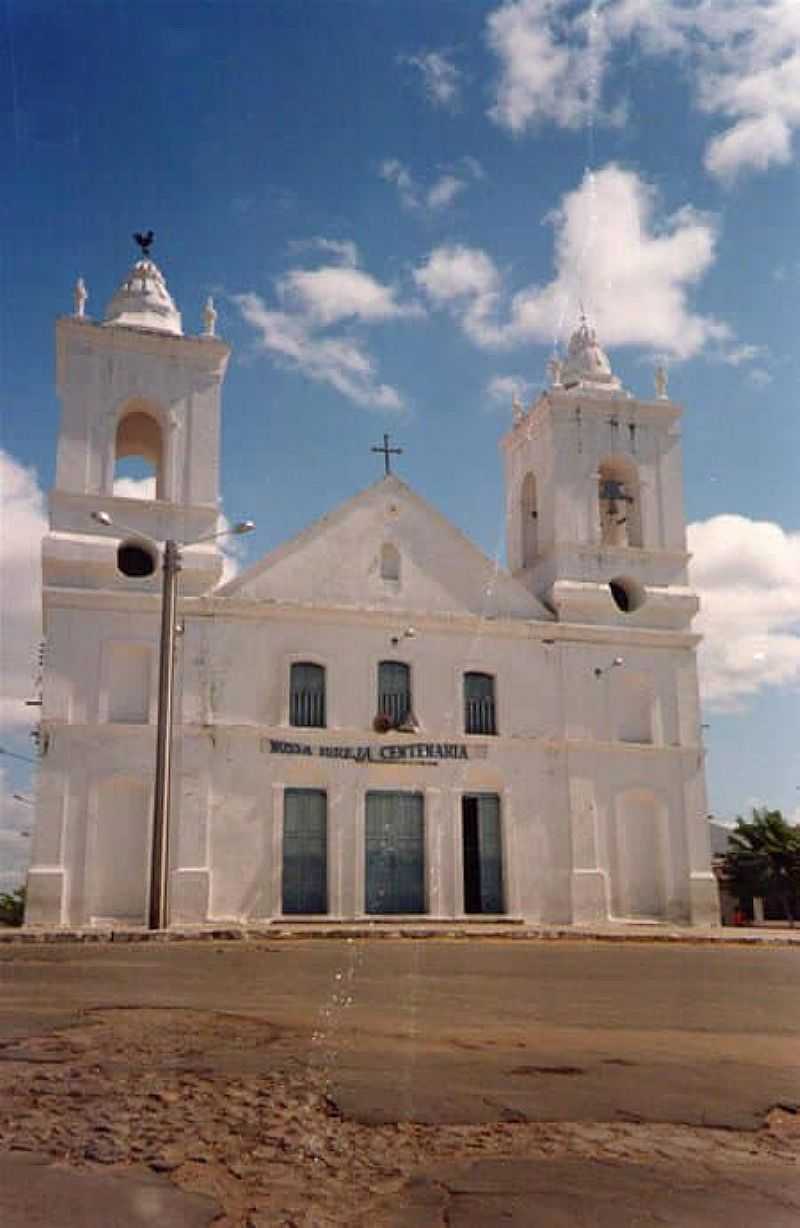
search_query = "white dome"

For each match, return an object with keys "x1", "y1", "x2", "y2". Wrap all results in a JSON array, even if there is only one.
[
  {"x1": 103, "y1": 259, "x2": 182, "y2": 336},
  {"x1": 561, "y1": 318, "x2": 621, "y2": 393}
]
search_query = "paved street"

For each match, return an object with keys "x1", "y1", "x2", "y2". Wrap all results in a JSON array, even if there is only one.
[{"x1": 0, "y1": 939, "x2": 798, "y2": 1224}]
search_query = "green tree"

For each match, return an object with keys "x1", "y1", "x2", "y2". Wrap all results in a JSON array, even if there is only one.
[
  {"x1": 724, "y1": 808, "x2": 800, "y2": 926},
  {"x1": 0, "y1": 886, "x2": 26, "y2": 927}
]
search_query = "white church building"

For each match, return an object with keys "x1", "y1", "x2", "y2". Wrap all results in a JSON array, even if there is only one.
[{"x1": 25, "y1": 253, "x2": 719, "y2": 928}]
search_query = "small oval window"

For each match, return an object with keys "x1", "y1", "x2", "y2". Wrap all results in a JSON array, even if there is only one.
[{"x1": 117, "y1": 541, "x2": 157, "y2": 578}]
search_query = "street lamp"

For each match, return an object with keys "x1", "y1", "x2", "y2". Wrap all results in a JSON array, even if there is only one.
[{"x1": 91, "y1": 510, "x2": 254, "y2": 929}]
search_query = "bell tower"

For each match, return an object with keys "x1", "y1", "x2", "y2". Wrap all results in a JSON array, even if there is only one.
[
  {"x1": 45, "y1": 246, "x2": 229, "y2": 595},
  {"x1": 502, "y1": 319, "x2": 697, "y2": 630}
]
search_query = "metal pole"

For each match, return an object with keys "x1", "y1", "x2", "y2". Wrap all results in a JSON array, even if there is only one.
[{"x1": 149, "y1": 539, "x2": 181, "y2": 930}]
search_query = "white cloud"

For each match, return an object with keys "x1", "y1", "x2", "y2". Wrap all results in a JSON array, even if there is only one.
[
  {"x1": 705, "y1": 112, "x2": 794, "y2": 182},
  {"x1": 400, "y1": 50, "x2": 461, "y2": 109},
  {"x1": 380, "y1": 159, "x2": 417, "y2": 210},
  {"x1": 747, "y1": 367, "x2": 773, "y2": 387},
  {"x1": 693, "y1": 5, "x2": 800, "y2": 183},
  {"x1": 688, "y1": 515, "x2": 800, "y2": 712},
  {"x1": 288, "y1": 237, "x2": 359, "y2": 268},
  {"x1": 722, "y1": 344, "x2": 763, "y2": 368},
  {"x1": 426, "y1": 174, "x2": 468, "y2": 210},
  {"x1": 235, "y1": 241, "x2": 419, "y2": 411},
  {"x1": 415, "y1": 164, "x2": 727, "y2": 358},
  {"x1": 486, "y1": 0, "x2": 610, "y2": 133},
  {"x1": 414, "y1": 243, "x2": 500, "y2": 303},
  {"x1": 113, "y1": 475, "x2": 156, "y2": 499},
  {"x1": 380, "y1": 157, "x2": 483, "y2": 212},
  {"x1": 485, "y1": 374, "x2": 534, "y2": 409},
  {"x1": 279, "y1": 265, "x2": 418, "y2": 326},
  {"x1": 486, "y1": 1, "x2": 800, "y2": 182},
  {"x1": 772, "y1": 261, "x2": 800, "y2": 283},
  {"x1": 236, "y1": 296, "x2": 404, "y2": 412},
  {"x1": 0, "y1": 452, "x2": 46, "y2": 732}
]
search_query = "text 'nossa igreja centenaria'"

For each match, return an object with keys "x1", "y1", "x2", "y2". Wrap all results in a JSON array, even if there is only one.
[{"x1": 263, "y1": 739, "x2": 487, "y2": 762}]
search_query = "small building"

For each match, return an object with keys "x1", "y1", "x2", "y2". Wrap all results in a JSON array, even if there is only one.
[{"x1": 25, "y1": 255, "x2": 719, "y2": 928}]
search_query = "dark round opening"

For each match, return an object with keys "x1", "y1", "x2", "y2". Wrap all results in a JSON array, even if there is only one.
[
  {"x1": 609, "y1": 579, "x2": 631, "y2": 611},
  {"x1": 609, "y1": 576, "x2": 645, "y2": 613},
  {"x1": 118, "y1": 541, "x2": 156, "y2": 578}
]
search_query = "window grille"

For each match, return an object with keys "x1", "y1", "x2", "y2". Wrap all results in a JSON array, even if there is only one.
[
  {"x1": 290, "y1": 662, "x2": 326, "y2": 728},
  {"x1": 464, "y1": 672, "x2": 497, "y2": 735},
  {"x1": 378, "y1": 660, "x2": 411, "y2": 726}
]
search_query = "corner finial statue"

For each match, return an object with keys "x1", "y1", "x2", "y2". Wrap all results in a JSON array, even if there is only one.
[
  {"x1": 73, "y1": 277, "x2": 87, "y2": 318},
  {"x1": 133, "y1": 230, "x2": 155, "y2": 258},
  {"x1": 203, "y1": 296, "x2": 217, "y2": 338},
  {"x1": 547, "y1": 354, "x2": 563, "y2": 388},
  {"x1": 654, "y1": 364, "x2": 668, "y2": 400}
]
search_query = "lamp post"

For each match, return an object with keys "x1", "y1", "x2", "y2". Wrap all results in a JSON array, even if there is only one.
[{"x1": 91, "y1": 511, "x2": 254, "y2": 929}]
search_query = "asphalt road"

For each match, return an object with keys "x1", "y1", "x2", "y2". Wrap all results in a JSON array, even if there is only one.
[
  {"x1": 1, "y1": 938, "x2": 798, "y2": 1127},
  {"x1": 0, "y1": 939, "x2": 798, "y2": 1225}
]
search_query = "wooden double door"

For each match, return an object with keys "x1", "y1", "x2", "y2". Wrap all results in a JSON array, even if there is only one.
[
  {"x1": 365, "y1": 791, "x2": 425, "y2": 914},
  {"x1": 282, "y1": 789, "x2": 504, "y2": 917}
]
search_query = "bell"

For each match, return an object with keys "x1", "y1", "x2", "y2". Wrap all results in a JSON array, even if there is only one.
[{"x1": 600, "y1": 478, "x2": 626, "y2": 502}]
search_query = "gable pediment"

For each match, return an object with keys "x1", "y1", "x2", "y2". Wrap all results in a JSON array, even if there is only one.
[{"x1": 219, "y1": 476, "x2": 550, "y2": 622}]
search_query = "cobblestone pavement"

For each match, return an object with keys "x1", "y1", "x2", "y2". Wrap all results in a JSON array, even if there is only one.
[{"x1": 1, "y1": 1007, "x2": 799, "y2": 1226}]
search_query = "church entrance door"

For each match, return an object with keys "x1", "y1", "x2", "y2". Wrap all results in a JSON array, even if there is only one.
[
  {"x1": 462, "y1": 794, "x2": 504, "y2": 914},
  {"x1": 365, "y1": 791, "x2": 425, "y2": 914},
  {"x1": 282, "y1": 789, "x2": 328, "y2": 914}
]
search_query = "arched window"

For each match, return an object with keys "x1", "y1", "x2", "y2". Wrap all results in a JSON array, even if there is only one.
[
  {"x1": 464, "y1": 672, "x2": 497, "y2": 735},
  {"x1": 380, "y1": 542, "x2": 401, "y2": 581},
  {"x1": 378, "y1": 661, "x2": 411, "y2": 726},
  {"x1": 520, "y1": 472, "x2": 538, "y2": 566},
  {"x1": 598, "y1": 457, "x2": 642, "y2": 547},
  {"x1": 290, "y1": 662, "x2": 326, "y2": 728},
  {"x1": 113, "y1": 408, "x2": 164, "y2": 500}
]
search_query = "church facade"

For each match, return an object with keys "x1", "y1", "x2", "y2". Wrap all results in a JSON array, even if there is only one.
[{"x1": 25, "y1": 256, "x2": 719, "y2": 928}]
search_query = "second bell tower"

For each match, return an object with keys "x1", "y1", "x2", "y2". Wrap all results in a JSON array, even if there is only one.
[{"x1": 502, "y1": 319, "x2": 697, "y2": 630}]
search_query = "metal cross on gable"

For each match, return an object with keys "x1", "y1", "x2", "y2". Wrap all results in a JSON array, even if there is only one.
[{"x1": 371, "y1": 432, "x2": 402, "y2": 476}]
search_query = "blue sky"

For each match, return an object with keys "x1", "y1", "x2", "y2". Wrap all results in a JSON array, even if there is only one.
[{"x1": 2, "y1": 1, "x2": 799, "y2": 884}]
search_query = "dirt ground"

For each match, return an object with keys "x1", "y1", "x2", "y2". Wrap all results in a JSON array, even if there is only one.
[{"x1": 0, "y1": 939, "x2": 798, "y2": 1225}]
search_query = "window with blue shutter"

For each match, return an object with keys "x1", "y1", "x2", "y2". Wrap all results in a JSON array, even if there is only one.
[
  {"x1": 290, "y1": 662, "x2": 326, "y2": 728},
  {"x1": 464, "y1": 672, "x2": 497, "y2": 735},
  {"x1": 377, "y1": 660, "x2": 411, "y2": 726}
]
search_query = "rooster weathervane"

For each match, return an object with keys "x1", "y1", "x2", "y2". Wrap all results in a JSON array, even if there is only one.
[{"x1": 133, "y1": 230, "x2": 154, "y2": 257}]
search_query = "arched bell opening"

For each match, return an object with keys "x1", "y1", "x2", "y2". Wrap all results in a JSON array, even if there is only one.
[
  {"x1": 113, "y1": 406, "x2": 165, "y2": 501},
  {"x1": 597, "y1": 456, "x2": 642, "y2": 548},
  {"x1": 520, "y1": 471, "x2": 538, "y2": 566}
]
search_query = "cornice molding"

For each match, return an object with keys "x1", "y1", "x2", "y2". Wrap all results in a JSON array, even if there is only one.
[
  {"x1": 56, "y1": 315, "x2": 230, "y2": 379},
  {"x1": 42, "y1": 586, "x2": 701, "y2": 649},
  {"x1": 501, "y1": 390, "x2": 682, "y2": 450}
]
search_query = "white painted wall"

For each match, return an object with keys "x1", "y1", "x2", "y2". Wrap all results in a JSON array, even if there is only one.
[{"x1": 27, "y1": 592, "x2": 716, "y2": 928}]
